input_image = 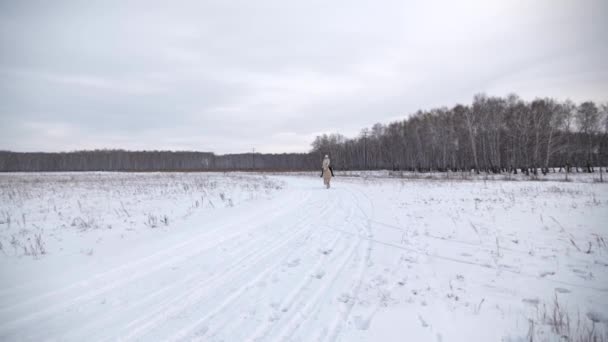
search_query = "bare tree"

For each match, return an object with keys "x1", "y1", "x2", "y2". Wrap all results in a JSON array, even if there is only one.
[{"x1": 576, "y1": 101, "x2": 600, "y2": 170}]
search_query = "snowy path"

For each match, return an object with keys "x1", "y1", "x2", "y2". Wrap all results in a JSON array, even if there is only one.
[
  {"x1": 1, "y1": 174, "x2": 607, "y2": 341},
  {"x1": 0, "y1": 177, "x2": 378, "y2": 341}
]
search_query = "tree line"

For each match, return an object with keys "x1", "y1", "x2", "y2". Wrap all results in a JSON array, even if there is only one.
[
  {"x1": 311, "y1": 94, "x2": 608, "y2": 174},
  {"x1": 0, "y1": 150, "x2": 318, "y2": 172},
  {"x1": 1, "y1": 94, "x2": 606, "y2": 173}
]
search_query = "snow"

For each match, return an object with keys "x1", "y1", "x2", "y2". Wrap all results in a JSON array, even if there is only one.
[{"x1": 0, "y1": 172, "x2": 607, "y2": 341}]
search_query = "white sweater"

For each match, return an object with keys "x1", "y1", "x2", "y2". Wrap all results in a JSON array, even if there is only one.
[{"x1": 322, "y1": 158, "x2": 330, "y2": 169}]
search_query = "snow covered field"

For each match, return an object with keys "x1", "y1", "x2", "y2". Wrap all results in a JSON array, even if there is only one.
[{"x1": 0, "y1": 172, "x2": 607, "y2": 341}]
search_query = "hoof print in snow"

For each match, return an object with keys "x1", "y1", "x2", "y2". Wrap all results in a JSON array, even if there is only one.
[
  {"x1": 418, "y1": 315, "x2": 429, "y2": 328},
  {"x1": 555, "y1": 287, "x2": 571, "y2": 294},
  {"x1": 353, "y1": 315, "x2": 371, "y2": 330},
  {"x1": 539, "y1": 271, "x2": 555, "y2": 277},
  {"x1": 286, "y1": 258, "x2": 300, "y2": 267},
  {"x1": 372, "y1": 275, "x2": 388, "y2": 286},
  {"x1": 571, "y1": 268, "x2": 593, "y2": 279},
  {"x1": 522, "y1": 298, "x2": 540, "y2": 306},
  {"x1": 397, "y1": 280, "x2": 406, "y2": 286},
  {"x1": 338, "y1": 293, "x2": 351, "y2": 303},
  {"x1": 320, "y1": 248, "x2": 333, "y2": 255},
  {"x1": 446, "y1": 293, "x2": 459, "y2": 301},
  {"x1": 193, "y1": 326, "x2": 209, "y2": 337},
  {"x1": 268, "y1": 312, "x2": 280, "y2": 322},
  {"x1": 314, "y1": 270, "x2": 326, "y2": 279}
]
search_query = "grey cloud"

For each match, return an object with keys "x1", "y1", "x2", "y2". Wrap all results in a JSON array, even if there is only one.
[{"x1": 1, "y1": 0, "x2": 607, "y2": 153}]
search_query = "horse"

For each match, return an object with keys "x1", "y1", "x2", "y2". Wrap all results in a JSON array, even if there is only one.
[
  {"x1": 322, "y1": 165, "x2": 332, "y2": 188},
  {"x1": 321, "y1": 155, "x2": 334, "y2": 189}
]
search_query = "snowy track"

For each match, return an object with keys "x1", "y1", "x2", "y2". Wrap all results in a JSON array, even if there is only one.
[
  {"x1": 1, "y1": 174, "x2": 607, "y2": 341},
  {"x1": 0, "y1": 177, "x2": 377, "y2": 341}
]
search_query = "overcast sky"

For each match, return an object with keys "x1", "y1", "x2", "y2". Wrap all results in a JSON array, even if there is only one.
[{"x1": 1, "y1": 0, "x2": 607, "y2": 154}]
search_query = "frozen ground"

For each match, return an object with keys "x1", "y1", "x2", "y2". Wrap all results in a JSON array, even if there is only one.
[{"x1": 0, "y1": 172, "x2": 607, "y2": 341}]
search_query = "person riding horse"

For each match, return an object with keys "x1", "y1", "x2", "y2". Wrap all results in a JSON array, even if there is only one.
[{"x1": 320, "y1": 155, "x2": 334, "y2": 189}]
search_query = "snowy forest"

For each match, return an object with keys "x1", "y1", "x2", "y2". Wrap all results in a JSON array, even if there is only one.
[
  {"x1": 312, "y1": 94, "x2": 608, "y2": 173},
  {"x1": 2, "y1": 94, "x2": 607, "y2": 173}
]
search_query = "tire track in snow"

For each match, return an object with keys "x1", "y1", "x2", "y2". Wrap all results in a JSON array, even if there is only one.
[
  {"x1": 0, "y1": 192, "x2": 299, "y2": 302},
  {"x1": 121, "y1": 193, "x2": 339, "y2": 341},
  {"x1": 197, "y1": 230, "x2": 344, "y2": 341},
  {"x1": 120, "y1": 224, "x2": 311, "y2": 341},
  {"x1": 180, "y1": 230, "x2": 345, "y2": 342},
  {"x1": 204, "y1": 192, "x2": 355, "y2": 341},
  {"x1": 0, "y1": 190, "x2": 307, "y2": 309},
  {"x1": 326, "y1": 252, "x2": 410, "y2": 342},
  {"x1": 0, "y1": 191, "x2": 314, "y2": 337},
  {"x1": 57, "y1": 205, "x2": 326, "y2": 341},
  {"x1": 363, "y1": 216, "x2": 535, "y2": 256},
  {"x1": 253, "y1": 187, "x2": 370, "y2": 342},
  {"x1": 242, "y1": 232, "x2": 346, "y2": 342},
  {"x1": 272, "y1": 236, "x2": 363, "y2": 342},
  {"x1": 320, "y1": 186, "x2": 374, "y2": 342},
  {"x1": 329, "y1": 227, "x2": 608, "y2": 293}
]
